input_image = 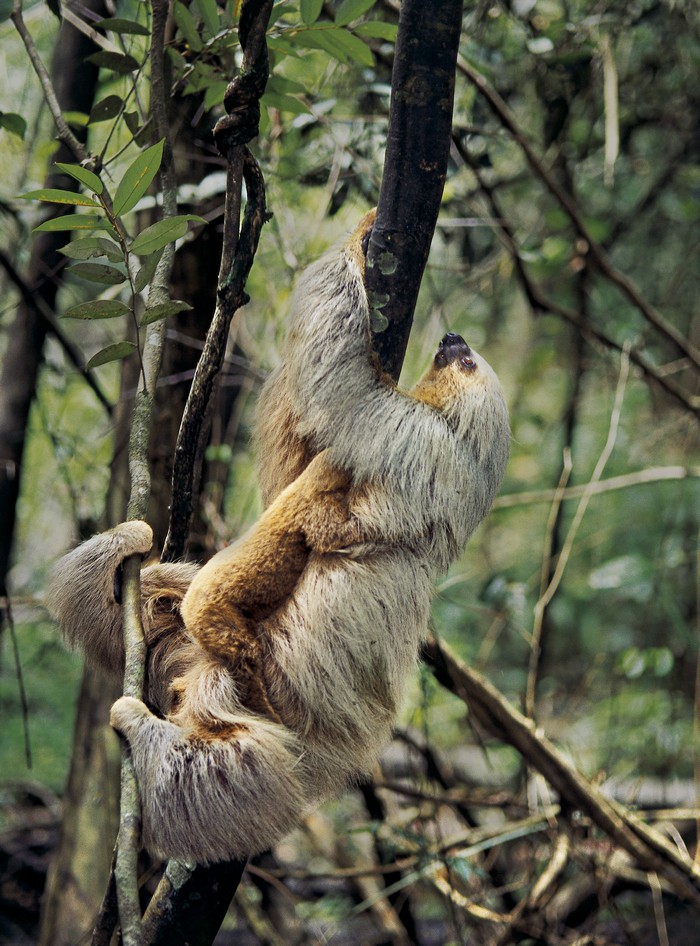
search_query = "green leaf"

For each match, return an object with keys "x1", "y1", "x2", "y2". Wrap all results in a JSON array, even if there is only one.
[
  {"x1": 60, "y1": 237, "x2": 124, "y2": 262},
  {"x1": 63, "y1": 111, "x2": 89, "y2": 128},
  {"x1": 300, "y1": 0, "x2": 324, "y2": 26},
  {"x1": 113, "y1": 140, "x2": 164, "y2": 217},
  {"x1": 124, "y1": 112, "x2": 142, "y2": 137},
  {"x1": 86, "y1": 51, "x2": 140, "y2": 74},
  {"x1": 55, "y1": 162, "x2": 104, "y2": 195},
  {"x1": 68, "y1": 262, "x2": 126, "y2": 285},
  {"x1": 134, "y1": 249, "x2": 164, "y2": 292},
  {"x1": 203, "y1": 81, "x2": 228, "y2": 111},
  {"x1": 140, "y1": 300, "x2": 193, "y2": 326},
  {"x1": 194, "y1": 0, "x2": 219, "y2": 37},
  {"x1": 95, "y1": 16, "x2": 150, "y2": 35},
  {"x1": 87, "y1": 341, "x2": 137, "y2": 368},
  {"x1": 324, "y1": 27, "x2": 374, "y2": 66},
  {"x1": 20, "y1": 188, "x2": 101, "y2": 207},
  {"x1": 335, "y1": 0, "x2": 376, "y2": 27},
  {"x1": 263, "y1": 92, "x2": 310, "y2": 116},
  {"x1": 354, "y1": 20, "x2": 397, "y2": 41},
  {"x1": 0, "y1": 112, "x2": 27, "y2": 140},
  {"x1": 296, "y1": 27, "x2": 374, "y2": 66},
  {"x1": 130, "y1": 214, "x2": 204, "y2": 256},
  {"x1": 89, "y1": 95, "x2": 124, "y2": 124},
  {"x1": 63, "y1": 299, "x2": 131, "y2": 319},
  {"x1": 0, "y1": 0, "x2": 13, "y2": 23},
  {"x1": 33, "y1": 214, "x2": 105, "y2": 233},
  {"x1": 173, "y1": 1, "x2": 203, "y2": 50}
]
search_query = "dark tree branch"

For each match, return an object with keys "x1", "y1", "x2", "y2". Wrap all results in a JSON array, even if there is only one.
[
  {"x1": 142, "y1": 860, "x2": 247, "y2": 946},
  {"x1": 162, "y1": 151, "x2": 269, "y2": 562},
  {"x1": 365, "y1": 0, "x2": 464, "y2": 380}
]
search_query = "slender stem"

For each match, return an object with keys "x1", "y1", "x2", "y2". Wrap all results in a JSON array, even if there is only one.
[{"x1": 10, "y1": 0, "x2": 88, "y2": 162}]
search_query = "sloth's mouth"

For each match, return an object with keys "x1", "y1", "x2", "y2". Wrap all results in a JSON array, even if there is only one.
[{"x1": 435, "y1": 333, "x2": 477, "y2": 372}]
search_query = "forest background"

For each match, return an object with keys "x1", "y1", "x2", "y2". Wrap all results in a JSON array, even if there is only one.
[{"x1": 0, "y1": 0, "x2": 698, "y2": 944}]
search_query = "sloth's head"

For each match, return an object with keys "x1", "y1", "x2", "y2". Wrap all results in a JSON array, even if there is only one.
[{"x1": 411, "y1": 332, "x2": 504, "y2": 412}]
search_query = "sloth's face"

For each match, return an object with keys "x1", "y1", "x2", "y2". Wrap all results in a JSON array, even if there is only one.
[{"x1": 433, "y1": 333, "x2": 477, "y2": 373}]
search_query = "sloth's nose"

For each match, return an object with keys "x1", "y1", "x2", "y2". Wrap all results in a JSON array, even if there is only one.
[{"x1": 440, "y1": 333, "x2": 471, "y2": 355}]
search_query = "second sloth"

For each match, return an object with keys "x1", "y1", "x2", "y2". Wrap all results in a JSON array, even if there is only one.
[{"x1": 50, "y1": 211, "x2": 510, "y2": 864}]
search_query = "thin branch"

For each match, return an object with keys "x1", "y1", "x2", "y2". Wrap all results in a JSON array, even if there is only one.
[
  {"x1": 110, "y1": 1, "x2": 182, "y2": 940},
  {"x1": 492, "y1": 465, "x2": 700, "y2": 509},
  {"x1": 456, "y1": 53, "x2": 700, "y2": 370},
  {"x1": 454, "y1": 137, "x2": 699, "y2": 415},
  {"x1": 525, "y1": 449, "x2": 572, "y2": 719},
  {"x1": 10, "y1": 1, "x2": 88, "y2": 162},
  {"x1": 0, "y1": 249, "x2": 112, "y2": 415},
  {"x1": 162, "y1": 0, "x2": 272, "y2": 563},
  {"x1": 162, "y1": 151, "x2": 268, "y2": 561}
]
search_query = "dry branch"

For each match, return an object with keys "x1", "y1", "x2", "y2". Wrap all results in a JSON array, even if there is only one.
[{"x1": 422, "y1": 635, "x2": 700, "y2": 910}]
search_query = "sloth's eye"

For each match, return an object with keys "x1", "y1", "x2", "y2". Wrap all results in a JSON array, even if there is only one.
[
  {"x1": 434, "y1": 350, "x2": 448, "y2": 368},
  {"x1": 461, "y1": 355, "x2": 476, "y2": 371}
]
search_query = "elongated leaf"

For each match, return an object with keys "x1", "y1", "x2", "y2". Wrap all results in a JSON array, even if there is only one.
[
  {"x1": 0, "y1": 112, "x2": 27, "y2": 139},
  {"x1": 89, "y1": 95, "x2": 124, "y2": 124},
  {"x1": 87, "y1": 341, "x2": 137, "y2": 368},
  {"x1": 335, "y1": 0, "x2": 376, "y2": 26},
  {"x1": 55, "y1": 162, "x2": 104, "y2": 195},
  {"x1": 204, "y1": 81, "x2": 228, "y2": 111},
  {"x1": 113, "y1": 140, "x2": 164, "y2": 217},
  {"x1": 264, "y1": 92, "x2": 310, "y2": 115},
  {"x1": 95, "y1": 16, "x2": 150, "y2": 35},
  {"x1": 20, "y1": 188, "x2": 101, "y2": 207},
  {"x1": 323, "y1": 27, "x2": 374, "y2": 66},
  {"x1": 140, "y1": 300, "x2": 193, "y2": 326},
  {"x1": 355, "y1": 20, "x2": 397, "y2": 41},
  {"x1": 194, "y1": 0, "x2": 219, "y2": 37},
  {"x1": 68, "y1": 262, "x2": 127, "y2": 285},
  {"x1": 296, "y1": 27, "x2": 373, "y2": 66},
  {"x1": 130, "y1": 214, "x2": 204, "y2": 256},
  {"x1": 123, "y1": 111, "x2": 142, "y2": 137},
  {"x1": 63, "y1": 299, "x2": 130, "y2": 319},
  {"x1": 60, "y1": 237, "x2": 124, "y2": 262},
  {"x1": 33, "y1": 214, "x2": 105, "y2": 233},
  {"x1": 134, "y1": 249, "x2": 164, "y2": 292},
  {"x1": 173, "y1": 1, "x2": 203, "y2": 50},
  {"x1": 86, "y1": 51, "x2": 140, "y2": 74},
  {"x1": 300, "y1": 0, "x2": 323, "y2": 26}
]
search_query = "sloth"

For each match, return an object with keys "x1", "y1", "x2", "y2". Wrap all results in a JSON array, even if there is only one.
[{"x1": 48, "y1": 210, "x2": 510, "y2": 865}]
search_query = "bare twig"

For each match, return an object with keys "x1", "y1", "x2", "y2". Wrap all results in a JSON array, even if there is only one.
[
  {"x1": 525, "y1": 449, "x2": 573, "y2": 719},
  {"x1": 492, "y1": 465, "x2": 700, "y2": 509}
]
